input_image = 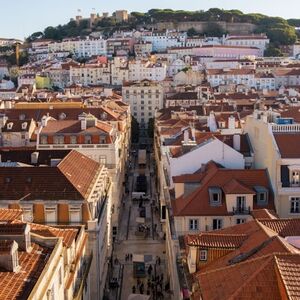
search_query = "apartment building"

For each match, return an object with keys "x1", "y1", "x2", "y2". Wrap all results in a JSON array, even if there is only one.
[
  {"x1": 122, "y1": 80, "x2": 164, "y2": 126},
  {"x1": 48, "y1": 37, "x2": 107, "y2": 57},
  {"x1": 171, "y1": 161, "x2": 274, "y2": 235},
  {"x1": 128, "y1": 60, "x2": 167, "y2": 82},
  {"x1": 206, "y1": 68, "x2": 256, "y2": 88},
  {"x1": 0, "y1": 117, "x2": 37, "y2": 147},
  {"x1": 134, "y1": 41, "x2": 153, "y2": 56},
  {"x1": 0, "y1": 208, "x2": 92, "y2": 300},
  {"x1": 224, "y1": 34, "x2": 269, "y2": 57},
  {"x1": 244, "y1": 110, "x2": 300, "y2": 219},
  {"x1": 69, "y1": 63, "x2": 110, "y2": 85},
  {"x1": 106, "y1": 38, "x2": 134, "y2": 56},
  {"x1": 46, "y1": 60, "x2": 80, "y2": 88},
  {"x1": 168, "y1": 45, "x2": 261, "y2": 59},
  {"x1": 35, "y1": 109, "x2": 130, "y2": 239},
  {"x1": 0, "y1": 150, "x2": 111, "y2": 299},
  {"x1": 185, "y1": 218, "x2": 300, "y2": 299},
  {"x1": 141, "y1": 30, "x2": 186, "y2": 52}
]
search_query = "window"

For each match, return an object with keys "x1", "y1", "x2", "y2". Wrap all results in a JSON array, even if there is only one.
[
  {"x1": 236, "y1": 196, "x2": 246, "y2": 211},
  {"x1": 290, "y1": 197, "x2": 300, "y2": 213},
  {"x1": 208, "y1": 187, "x2": 221, "y2": 205},
  {"x1": 258, "y1": 191, "x2": 267, "y2": 204},
  {"x1": 54, "y1": 135, "x2": 64, "y2": 144},
  {"x1": 189, "y1": 219, "x2": 198, "y2": 231},
  {"x1": 212, "y1": 219, "x2": 222, "y2": 230},
  {"x1": 292, "y1": 171, "x2": 300, "y2": 185},
  {"x1": 236, "y1": 218, "x2": 246, "y2": 224},
  {"x1": 70, "y1": 136, "x2": 77, "y2": 144},
  {"x1": 199, "y1": 250, "x2": 207, "y2": 261},
  {"x1": 85, "y1": 135, "x2": 92, "y2": 144},
  {"x1": 45, "y1": 206, "x2": 57, "y2": 223},
  {"x1": 40, "y1": 135, "x2": 48, "y2": 144},
  {"x1": 99, "y1": 155, "x2": 106, "y2": 164},
  {"x1": 69, "y1": 205, "x2": 81, "y2": 223},
  {"x1": 100, "y1": 136, "x2": 106, "y2": 144},
  {"x1": 22, "y1": 205, "x2": 33, "y2": 222}
]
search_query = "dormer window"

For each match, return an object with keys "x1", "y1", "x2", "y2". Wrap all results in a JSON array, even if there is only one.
[
  {"x1": 254, "y1": 186, "x2": 268, "y2": 206},
  {"x1": 208, "y1": 187, "x2": 222, "y2": 206},
  {"x1": 7, "y1": 122, "x2": 13, "y2": 130},
  {"x1": 40, "y1": 135, "x2": 47, "y2": 145},
  {"x1": 21, "y1": 122, "x2": 27, "y2": 130},
  {"x1": 85, "y1": 135, "x2": 92, "y2": 144}
]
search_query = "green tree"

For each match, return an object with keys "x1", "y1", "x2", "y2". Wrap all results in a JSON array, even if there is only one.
[
  {"x1": 264, "y1": 45, "x2": 283, "y2": 57},
  {"x1": 187, "y1": 27, "x2": 198, "y2": 37},
  {"x1": 203, "y1": 22, "x2": 225, "y2": 37}
]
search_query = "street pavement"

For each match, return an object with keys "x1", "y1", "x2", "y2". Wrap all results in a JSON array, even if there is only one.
[{"x1": 106, "y1": 150, "x2": 170, "y2": 300}]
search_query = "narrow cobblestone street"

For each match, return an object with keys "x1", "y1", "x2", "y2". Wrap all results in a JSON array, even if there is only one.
[{"x1": 106, "y1": 143, "x2": 170, "y2": 300}]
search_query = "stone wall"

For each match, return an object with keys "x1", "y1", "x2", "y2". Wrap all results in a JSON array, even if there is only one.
[{"x1": 153, "y1": 21, "x2": 257, "y2": 35}]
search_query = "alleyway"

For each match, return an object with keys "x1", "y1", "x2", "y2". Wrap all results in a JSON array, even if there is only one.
[{"x1": 106, "y1": 142, "x2": 170, "y2": 300}]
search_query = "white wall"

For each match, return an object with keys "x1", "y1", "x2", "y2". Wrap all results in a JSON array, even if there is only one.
[{"x1": 169, "y1": 139, "x2": 245, "y2": 186}]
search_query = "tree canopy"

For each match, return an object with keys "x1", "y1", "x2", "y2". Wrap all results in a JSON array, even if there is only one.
[{"x1": 27, "y1": 8, "x2": 299, "y2": 46}]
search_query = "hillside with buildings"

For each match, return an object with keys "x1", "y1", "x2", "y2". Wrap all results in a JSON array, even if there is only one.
[{"x1": 1, "y1": 4, "x2": 300, "y2": 300}]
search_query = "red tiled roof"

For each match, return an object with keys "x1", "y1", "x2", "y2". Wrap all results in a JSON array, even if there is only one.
[
  {"x1": 274, "y1": 133, "x2": 300, "y2": 158},
  {"x1": 197, "y1": 254, "x2": 282, "y2": 300},
  {"x1": 259, "y1": 219, "x2": 300, "y2": 237},
  {"x1": 0, "y1": 242, "x2": 53, "y2": 300},
  {"x1": 251, "y1": 209, "x2": 278, "y2": 220},
  {"x1": 0, "y1": 208, "x2": 23, "y2": 222},
  {"x1": 0, "y1": 150, "x2": 101, "y2": 200},
  {"x1": 186, "y1": 233, "x2": 247, "y2": 248},
  {"x1": 172, "y1": 163, "x2": 273, "y2": 216},
  {"x1": 40, "y1": 119, "x2": 113, "y2": 135},
  {"x1": 222, "y1": 178, "x2": 255, "y2": 194},
  {"x1": 276, "y1": 254, "x2": 300, "y2": 299}
]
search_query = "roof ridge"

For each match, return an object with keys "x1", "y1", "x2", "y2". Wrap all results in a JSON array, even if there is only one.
[{"x1": 198, "y1": 252, "x2": 274, "y2": 277}]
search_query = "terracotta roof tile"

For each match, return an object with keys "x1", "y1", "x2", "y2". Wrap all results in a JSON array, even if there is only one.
[
  {"x1": 0, "y1": 208, "x2": 23, "y2": 222},
  {"x1": 276, "y1": 254, "x2": 300, "y2": 299},
  {"x1": 274, "y1": 133, "x2": 300, "y2": 158},
  {"x1": 197, "y1": 254, "x2": 281, "y2": 300},
  {"x1": 172, "y1": 164, "x2": 274, "y2": 216},
  {"x1": 186, "y1": 233, "x2": 247, "y2": 248},
  {"x1": 251, "y1": 209, "x2": 278, "y2": 220},
  {"x1": 0, "y1": 243, "x2": 53, "y2": 300},
  {"x1": 259, "y1": 219, "x2": 300, "y2": 237}
]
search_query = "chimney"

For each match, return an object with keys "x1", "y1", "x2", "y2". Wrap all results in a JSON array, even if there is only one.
[
  {"x1": 0, "y1": 240, "x2": 20, "y2": 272},
  {"x1": 31, "y1": 152, "x2": 39, "y2": 165},
  {"x1": 104, "y1": 88, "x2": 113, "y2": 97},
  {"x1": 233, "y1": 134, "x2": 241, "y2": 151},
  {"x1": 184, "y1": 129, "x2": 189, "y2": 144},
  {"x1": 41, "y1": 116, "x2": 48, "y2": 127},
  {"x1": 191, "y1": 126, "x2": 196, "y2": 141},
  {"x1": 228, "y1": 115, "x2": 236, "y2": 130},
  {"x1": 208, "y1": 112, "x2": 217, "y2": 132},
  {"x1": 81, "y1": 118, "x2": 87, "y2": 130}
]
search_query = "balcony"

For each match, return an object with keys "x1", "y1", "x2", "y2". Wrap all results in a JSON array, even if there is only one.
[{"x1": 232, "y1": 206, "x2": 251, "y2": 215}]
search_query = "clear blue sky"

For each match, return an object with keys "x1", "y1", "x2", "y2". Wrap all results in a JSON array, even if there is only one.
[{"x1": 1, "y1": 0, "x2": 300, "y2": 39}]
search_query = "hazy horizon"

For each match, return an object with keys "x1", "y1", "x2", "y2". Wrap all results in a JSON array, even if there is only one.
[{"x1": 1, "y1": 0, "x2": 300, "y2": 39}]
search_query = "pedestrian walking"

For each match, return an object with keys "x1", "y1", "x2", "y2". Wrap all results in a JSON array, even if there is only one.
[
  {"x1": 132, "y1": 285, "x2": 136, "y2": 293},
  {"x1": 130, "y1": 253, "x2": 132, "y2": 261}
]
